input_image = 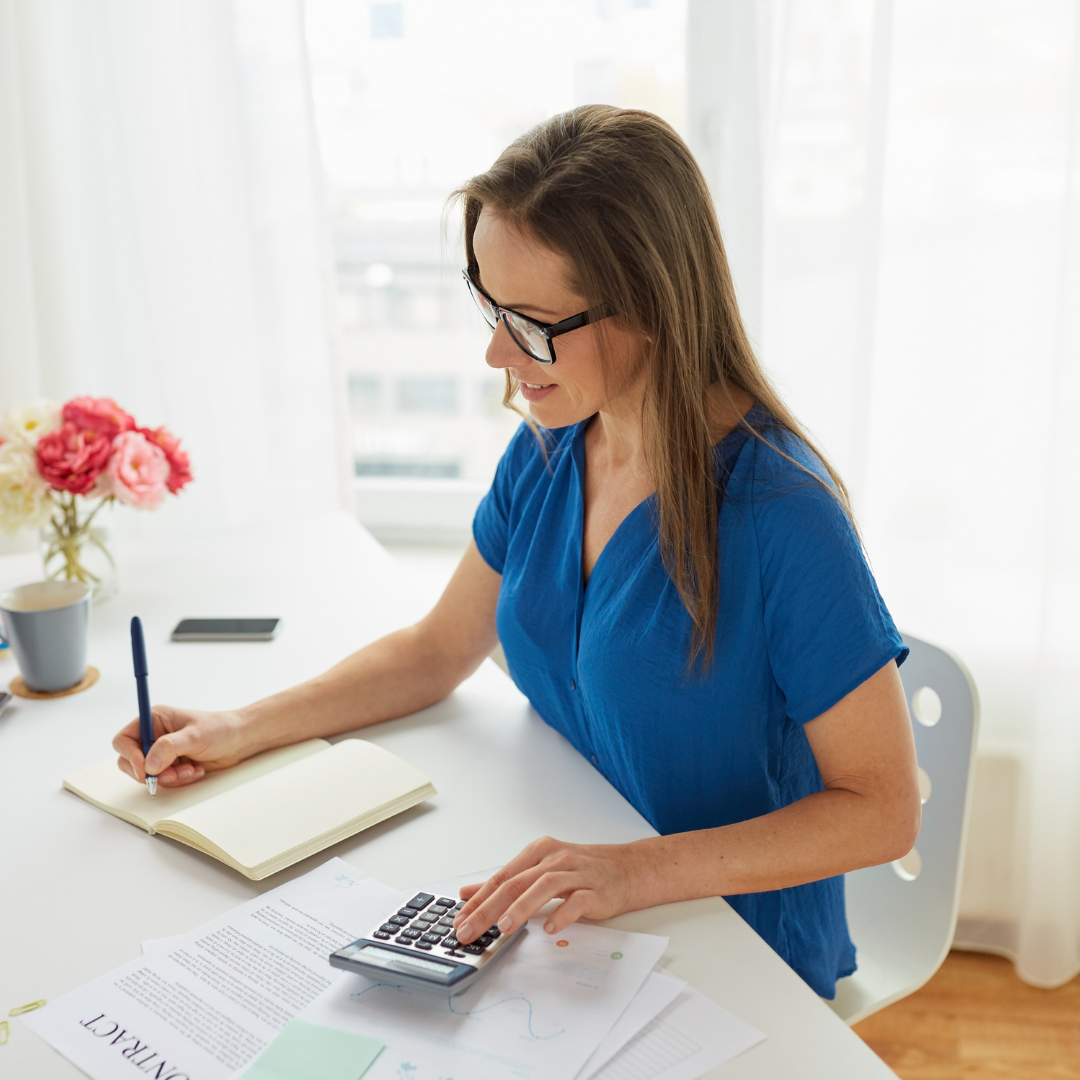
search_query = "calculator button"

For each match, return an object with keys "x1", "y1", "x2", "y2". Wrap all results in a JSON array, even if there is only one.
[
  {"x1": 437, "y1": 918, "x2": 455, "y2": 929},
  {"x1": 421, "y1": 932, "x2": 444, "y2": 944},
  {"x1": 487, "y1": 927, "x2": 501, "y2": 939},
  {"x1": 410, "y1": 920, "x2": 433, "y2": 931},
  {"x1": 373, "y1": 931, "x2": 391, "y2": 940},
  {"x1": 398, "y1": 907, "x2": 419, "y2": 919},
  {"x1": 400, "y1": 928, "x2": 423, "y2": 939},
  {"x1": 395, "y1": 937, "x2": 414, "y2": 946},
  {"x1": 462, "y1": 943, "x2": 486, "y2": 955},
  {"x1": 407, "y1": 893, "x2": 435, "y2": 910},
  {"x1": 437, "y1": 898, "x2": 456, "y2": 907},
  {"x1": 379, "y1": 923, "x2": 400, "y2": 935},
  {"x1": 452, "y1": 901, "x2": 465, "y2": 910},
  {"x1": 389, "y1": 915, "x2": 409, "y2": 926},
  {"x1": 477, "y1": 934, "x2": 494, "y2": 947},
  {"x1": 442, "y1": 937, "x2": 459, "y2": 950},
  {"x1": 414, "y1": 942, "x2": 433, "y2": 950}
]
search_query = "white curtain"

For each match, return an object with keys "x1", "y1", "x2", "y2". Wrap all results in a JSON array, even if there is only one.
[
  {"x1": 690, "y1": 0, "x2": 1080, "y2": 988},
  {"x1": 0, "y1": 0, "x2": 348, "y2": 547}
]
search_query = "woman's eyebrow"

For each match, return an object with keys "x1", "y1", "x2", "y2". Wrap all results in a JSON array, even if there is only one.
[
  {"x1": 474, "y1": 270, "x2": 562, "y2": 319},
  {"x1": 504, "y1": 301, "x2": 562, "y2": 318}
]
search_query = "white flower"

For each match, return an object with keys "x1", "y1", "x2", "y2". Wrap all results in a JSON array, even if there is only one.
[
  {"x1": 0, "y1": 399, "x2": 62, "y2": 447},
  {"x1": 0, "y1": 442, "x2": 54, "y2": 535}
]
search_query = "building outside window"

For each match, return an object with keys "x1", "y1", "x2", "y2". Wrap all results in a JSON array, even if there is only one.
[{"x1": 304, "y1": 0, "x2": 687, "y2": 539}]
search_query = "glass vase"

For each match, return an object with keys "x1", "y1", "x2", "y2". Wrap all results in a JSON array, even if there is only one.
[{"x1": 40, "y1": 493, "x2": 118, "y2": 604}]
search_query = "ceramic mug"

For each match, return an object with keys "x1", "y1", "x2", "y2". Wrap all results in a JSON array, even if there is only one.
[{"x1": 0, "y1": 580, "x2": 91, "y2": 693}]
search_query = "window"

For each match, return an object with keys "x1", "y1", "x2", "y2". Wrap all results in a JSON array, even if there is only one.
[{"x1": 305, "y1": 0, "x2": 687, "y2": 537}]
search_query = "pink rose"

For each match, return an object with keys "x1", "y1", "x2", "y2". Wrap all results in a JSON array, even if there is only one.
[
  {"x1": 36, "y1": 422, "x2": 114, "y2": 495},
  {"x1": 62, "y1": 396, "x2": 135, "y2": 438},
  {"x1": 105, "y1": 431, "x2": 170, "y2": 509},
  {"x1": 138, "y1": 426, "x2": 193, "y2": 494}
]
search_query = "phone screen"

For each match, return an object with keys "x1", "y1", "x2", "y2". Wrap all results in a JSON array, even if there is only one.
[{"x1": 172, "y1": 619, "x2": 280, "y2": 637}]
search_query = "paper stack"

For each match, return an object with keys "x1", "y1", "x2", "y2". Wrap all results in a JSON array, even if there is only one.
[{"x1": 19, "y1": 859, "x2": 763, "y2": 1080}]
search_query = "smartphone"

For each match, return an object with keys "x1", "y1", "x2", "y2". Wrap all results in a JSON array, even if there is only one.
[{"x1": 171, "y1": 618, "x2": 281, "y2": 642}]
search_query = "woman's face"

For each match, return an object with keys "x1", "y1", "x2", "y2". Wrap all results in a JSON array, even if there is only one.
[{"x1": 472, "y1": 208, "x2": 646, "y2": 430}]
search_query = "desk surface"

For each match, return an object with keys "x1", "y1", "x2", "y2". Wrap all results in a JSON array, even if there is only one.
[{"x1": 0, "y1": 513, "x2": 895, "y2": 1079}]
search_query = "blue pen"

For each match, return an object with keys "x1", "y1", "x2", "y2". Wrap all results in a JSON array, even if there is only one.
[{"x1": 130, "y1": 616, "x2": 157, "y2": 798}]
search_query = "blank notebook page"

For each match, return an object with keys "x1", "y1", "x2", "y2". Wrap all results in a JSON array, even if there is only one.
[{"x1": 170, "y1": 739, "x2": 434, "y2": 869}]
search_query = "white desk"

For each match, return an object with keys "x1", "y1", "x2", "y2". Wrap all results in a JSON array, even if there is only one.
[{"x1": 0, "y1": 513, "x2": 896, "y2": 1078}]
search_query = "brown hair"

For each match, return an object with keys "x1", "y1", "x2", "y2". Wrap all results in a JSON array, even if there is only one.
[{"x1": 453, "y1": 105, "x2": 852, "y2": 669}]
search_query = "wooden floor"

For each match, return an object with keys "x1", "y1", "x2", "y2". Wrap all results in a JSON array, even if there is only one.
[{"x1": 854, "y1": 951, "x2": 1080, "y2": 1079}]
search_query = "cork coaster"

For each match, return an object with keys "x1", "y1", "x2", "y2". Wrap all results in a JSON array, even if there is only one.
[{"x1": 10, "y1": 665, "x2": 100, "y2": 700}]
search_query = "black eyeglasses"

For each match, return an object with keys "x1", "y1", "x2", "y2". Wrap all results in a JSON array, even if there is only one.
[{"x1": 463, "y1": 268, "x2": 616, "y2": 365}]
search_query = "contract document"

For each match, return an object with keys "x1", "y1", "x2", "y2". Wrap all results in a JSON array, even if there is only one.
[
  {"x1": 20, "y1": 859, "x2": 396, "y2": 1080},
  {"x1": 23, "y1": 857, "x2": 764, "y2": 1080},
  {"x1": 301, "y1": 916, "x2": 669, "y2": 1080}
]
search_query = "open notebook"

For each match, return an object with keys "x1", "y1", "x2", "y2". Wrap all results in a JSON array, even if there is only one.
[{"x1": 63, "y1": 739, "x2": 435, "y2": 880}]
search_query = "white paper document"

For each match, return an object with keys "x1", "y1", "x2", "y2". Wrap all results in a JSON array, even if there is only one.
[
  {"x1": 576, "y1": 967, "x2": 685, "y2": 1080},
  {"x1": 21, "y1": 858, "x2": 396, "y2": 1080},
  {"x1": 301, "y1": 917, "x2": 669, "y2": 1080},
  {"x1": 590, "y1": 985, "x2": 766, "y2": 1080}
]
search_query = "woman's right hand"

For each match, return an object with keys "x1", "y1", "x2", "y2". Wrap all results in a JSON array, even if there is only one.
[{"x1": 112, "y1": 705, "x2": 255, "y2": 789}]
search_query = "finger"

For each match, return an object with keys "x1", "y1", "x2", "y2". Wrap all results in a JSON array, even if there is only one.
[
  {"x1": 457, "y1": 882, "x2": 484, "y2": 901},
  {"x1": 489, "y1": 869, "x2": 580, "y2": 937},
  {"x1": 117, "y1": 753, "x2": 141, "y2": 782},
  {"x1": 455, "y1": 864, "x2": 552, "y2": 943},
  {"x1": 114, "y1": 726, "x2": 148, "y2": 782},
  {"x1": 112, "y1": 718, "x2": 142, "y2": 753},
  {"x1": 154, "y1": 760, "x2": 206, "y2": 788},
  {"x1": 455, "y1": 838, "x2": 559, "y2": 930},
  {"x1": 542, "y1": 890, "x2": 594, "y2": 935},
  {"x1": 144, "y1": 726, "x2": 204, "y2": 776}
]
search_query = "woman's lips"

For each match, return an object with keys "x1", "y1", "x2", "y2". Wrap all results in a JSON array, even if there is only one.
[{"x1": 519, "y1": 381, "x2": 558, "y2": 403}]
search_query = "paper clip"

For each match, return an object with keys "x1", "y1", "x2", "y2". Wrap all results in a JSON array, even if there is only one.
[
  {"x1": 8, "y1": 1000, "x2": 46, "y2": 1016},
  {"x1": 0, "y1": 1020, "x2": 9, "y2": 1045}
]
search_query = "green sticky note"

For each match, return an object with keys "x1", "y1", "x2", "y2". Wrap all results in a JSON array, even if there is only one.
[{"x1": 241, "y1": 1018, "x2": 384, "y2": 1080}]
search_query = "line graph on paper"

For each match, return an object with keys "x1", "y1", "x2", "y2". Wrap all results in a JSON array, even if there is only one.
[
  {"x1": 593, "y1": 1016, "x2": 703, "y2": 1080},
  {"x1": 448, "y1": 991, "x2": 566, "y2": 1040},
  {"x1": 348, "y1": 982, "x2": 566, "y2": 1041}
]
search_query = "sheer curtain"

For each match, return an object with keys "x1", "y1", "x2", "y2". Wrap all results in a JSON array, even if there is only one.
[
  {"x1": 690, "y1": 0, "x2": 1080, "y2": 987},
  {"x1": 0, "y1": 0, "x2": 348, "y2": 546}
]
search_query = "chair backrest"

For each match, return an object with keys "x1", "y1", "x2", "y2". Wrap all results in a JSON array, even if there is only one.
[{"x1": 830, "y1": 632, "x2": 980, "y2": 1025}]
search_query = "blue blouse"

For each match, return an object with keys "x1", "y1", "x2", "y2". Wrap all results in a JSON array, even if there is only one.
[{"x1": 472, "y1": 407, "x2": 907, "y2": 998}]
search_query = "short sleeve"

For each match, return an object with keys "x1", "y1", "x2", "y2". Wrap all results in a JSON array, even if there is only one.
[
  {"x1": 751, "y1": 442, "x2": 908, "y2": 724},
  {"x1": 472, "y1": 422, "x2": 533, "y2": 575}
]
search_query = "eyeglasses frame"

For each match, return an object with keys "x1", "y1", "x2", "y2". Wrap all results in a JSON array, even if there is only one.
[{"x1": 463, "y1": 268, "x2": 617, "y2": 365}]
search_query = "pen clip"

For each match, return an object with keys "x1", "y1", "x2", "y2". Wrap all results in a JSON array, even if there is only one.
[{"x1": 131, "y1": 616, "x2": 148, "y2": 677}]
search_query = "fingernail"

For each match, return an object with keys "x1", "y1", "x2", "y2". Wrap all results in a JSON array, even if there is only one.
[
  {"x1": 498, "y1": 916, "x2": 513, "y2": 932},
  {"x1": 458, "y1": 923, "x2": 471, "y2": 941},
  {"x1": 544, "y1": 921, "x2": 555, "y2": 933}
]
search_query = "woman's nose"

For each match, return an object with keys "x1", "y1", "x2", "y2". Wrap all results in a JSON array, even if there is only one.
[{"x1": 485, "y1": 321, "x2": 522, "y2": 371}]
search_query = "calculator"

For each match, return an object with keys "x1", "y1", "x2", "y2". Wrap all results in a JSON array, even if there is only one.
[{"x1": 329, "y1": 892, "x2": 526, "y2": 995}]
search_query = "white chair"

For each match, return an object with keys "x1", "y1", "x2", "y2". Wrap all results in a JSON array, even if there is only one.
[{"x1": 827, "y1": 632, "x2": 980, "y2": 1025}]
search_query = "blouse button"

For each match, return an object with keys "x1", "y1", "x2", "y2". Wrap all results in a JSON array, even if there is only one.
[
  {"x1": 570, "y1": 679, "x2": 576, "y2": 690},
  {"x1": 591, "y1": 754, "x2": 598, "y2": 765}
]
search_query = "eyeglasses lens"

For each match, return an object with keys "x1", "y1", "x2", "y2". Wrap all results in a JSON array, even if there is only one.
[
  {"x1": 467, "y1": 277, "x2": 499, "y2": 329},
  {"x1": 503, "y1": 313, "x2": 553, "y2": 364}
]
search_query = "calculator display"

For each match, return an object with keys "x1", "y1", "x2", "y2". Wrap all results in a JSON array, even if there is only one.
[{"x1": 351, "y1": 945, "x2": 456, "y2": 976}]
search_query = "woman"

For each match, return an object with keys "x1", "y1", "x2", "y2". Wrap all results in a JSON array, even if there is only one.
[{"x1": 114, "y1": 106, "x2": 919, "y2": 999}]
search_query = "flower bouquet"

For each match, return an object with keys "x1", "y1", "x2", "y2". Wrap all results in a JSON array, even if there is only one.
[{"x1": 0, "y1": 397, "x2": 192, "y2": 599}]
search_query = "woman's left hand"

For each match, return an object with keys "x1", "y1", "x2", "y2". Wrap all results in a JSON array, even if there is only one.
[{"x1": 452, "y1": 836, "x2": 646, "y2": 944}]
